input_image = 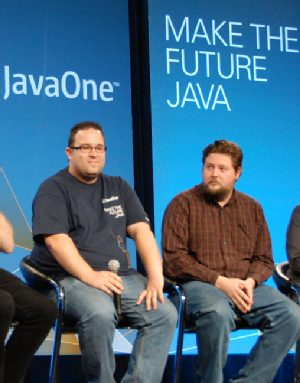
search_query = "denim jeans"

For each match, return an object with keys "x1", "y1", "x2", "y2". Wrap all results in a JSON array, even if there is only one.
[
  {"x1": 58, "y1": 273, "x2": 177, "y2": 383},
  {"x1": 181, "y1": 281, "x2": 300, "y2": 383}
]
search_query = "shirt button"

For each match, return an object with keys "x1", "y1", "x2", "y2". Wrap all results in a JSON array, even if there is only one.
[{"x1": 224, "y1": 241, "x2": 227, "y2": 244}]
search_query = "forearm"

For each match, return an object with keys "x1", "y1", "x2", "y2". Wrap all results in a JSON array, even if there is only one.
[
  {"x1": 128, "y1": 222, "x2": 165, "y2": 308},
  {"x1": 247, "y1": 206, "x2": 274, "y2": 284},
  {"x1": 247, "y1": 256, "x2": 274, "y2": 285},
  {"x1": 44, "y1": 233, "x2": 123, "y2": 294},
  {"x1": 0, "y1": 213, "x2": 14, "y2": 253},
  {"x1": 163, "y1": 249, "x2": 219, "y2": 284},
  {"x1": 133, "y1": 226, "x2": 163, "y2": 279},
  {"x1": 44, "y1": 233, "x2": 95, "y2": 284}
]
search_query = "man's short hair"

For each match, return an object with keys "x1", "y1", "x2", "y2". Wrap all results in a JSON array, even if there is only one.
[
  {"x1": 68, "y1": 121, "x2": 104, "y2": 147},
  {"x1": 202, "y1": 139, "x2": 243, "y2": 171}
]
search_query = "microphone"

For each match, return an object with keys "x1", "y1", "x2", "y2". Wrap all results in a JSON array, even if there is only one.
[{"x1": 108, "y1": 260, "x2": 122, "y2": 316}]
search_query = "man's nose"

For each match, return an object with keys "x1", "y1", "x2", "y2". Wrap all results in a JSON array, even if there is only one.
[
  {"x1": 89, "y1": 147, "x2": 98, "y2": 155},
  {"x1": 211, "y1": 168, "x2": 219, "y2": 177}
]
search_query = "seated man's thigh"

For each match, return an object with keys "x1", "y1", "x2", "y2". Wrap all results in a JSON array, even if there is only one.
[
  {"x1": 0, "y1": 290, "x2": 14, "y2": 329},
  {"x1": 0, "y1": 270, "x2": 56, "y2": 321},
  {"x1": 59, "y1": 277, "x2": 116, "y2": 324},
  {"x1": 249, "y1": 284, "x2": 300, "y2": 326},
  {"x1": 121, "y1": 274, "x2": 178, "y2": 327},
  {"x1": 182, "y1": 280, "x2": 235, "y2": 321},
  {"x1": 252, "y1": 284, "x2": 295, "y2": 308}
]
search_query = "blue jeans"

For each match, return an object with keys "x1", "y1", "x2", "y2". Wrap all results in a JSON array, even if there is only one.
[
  {"x1": 57, "y1": 273, "x2": 177, "y2": 383},
  {"x1": 181, "y1": 281, "x2": 300, "y2": 383}
]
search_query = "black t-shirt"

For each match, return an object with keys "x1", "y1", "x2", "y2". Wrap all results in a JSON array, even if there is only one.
[{"x1": 30, "y1": 168, "x2": 149, "y2": 280}]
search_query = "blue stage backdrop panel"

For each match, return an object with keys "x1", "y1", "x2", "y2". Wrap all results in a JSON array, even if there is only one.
[
  {"x1": 148, "y1": 0, "x2": 300, "y2": 264},
  {"x1": 0, "y1": 0, "x2": 136, "y2": 274},
  {"x1": 148, "y1": 0, "x2": 300, "y2": 354}
]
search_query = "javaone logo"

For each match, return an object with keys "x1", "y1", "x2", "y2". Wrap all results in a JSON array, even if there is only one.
[{"x1": 3, "y1": 66, "x2": 120, "y2": 101}]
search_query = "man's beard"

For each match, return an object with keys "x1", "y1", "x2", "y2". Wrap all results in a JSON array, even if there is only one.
[{"x1": 202, "y1": 182, "x2": 231, "y2": 202}]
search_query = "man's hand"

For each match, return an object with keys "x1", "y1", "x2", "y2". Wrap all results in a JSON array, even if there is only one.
[
  {"x1": 215, "y1": 276, "x2": 255, "y2": 313},
  {"x1": 136, "y1": 273, "x2": 165, "y2": 310},
  {"x1": 45, "y1": 234, "x2": 125, "y2": 296},
  {"x1": 239, "y1": 278, "x2": 256, "y2": 306},
  {"x1": 0, "y1": 213, "x2": 14, "y2": 254},
  {"x1": 86, "y1": 270, "x2": 124, "y2": 296}
]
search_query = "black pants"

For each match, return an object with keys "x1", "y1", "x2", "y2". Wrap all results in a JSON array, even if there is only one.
[{"x1": 0, "y1": 269, "x2": 57, "y2": 383}]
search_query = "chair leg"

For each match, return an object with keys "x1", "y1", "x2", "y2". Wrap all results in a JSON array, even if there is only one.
[
  {"x1": 294, "y1": 338, "x2": 300, "y2": 383},
  {"x1": 173, "y1": 287, "x2": 186, "y2": 383},
  {"x1": 49, "y1": 303, "x2": 64, "y2": 383}
]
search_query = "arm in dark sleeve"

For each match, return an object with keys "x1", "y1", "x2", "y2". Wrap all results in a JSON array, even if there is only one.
[
  {"x1": 162, "y1": 195, "x2": 220, "y2": 284},
  {"x1": 247, "y1": 203, "x2": 274, "y2": 285},
  {"x1": 286, "y1": 205, "x2": 300, "y2": 274},
  {"x1": 120, "y1": 178, "x2": 150, "y2": 228},
  {"x1": 32, "y1": 180, "x2": 70, "y2": 243}
]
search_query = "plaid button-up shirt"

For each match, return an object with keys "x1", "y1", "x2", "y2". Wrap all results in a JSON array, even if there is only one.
[{"x1": 162, "y1": 184, "x2": 274, "y2": 286}]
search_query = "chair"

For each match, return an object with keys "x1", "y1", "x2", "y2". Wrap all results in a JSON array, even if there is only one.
[
  {"x1": 168, "y1": 281, "x2": 273, "y2": 383},
  {"x1": 6, "y1": 321, "x2": 19, "y2": 344},
  {"x1": 273, "y1": 261, "x2": 300, "y2": 383},
  {"x1": 20, "y1": 256, "x2": 76, "y2": 383},
  {"x1": 19, "y1": 256, "x2": 177, "y2": 383}
]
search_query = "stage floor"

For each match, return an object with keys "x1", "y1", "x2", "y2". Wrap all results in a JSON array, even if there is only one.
[{"x1": 24, "y1": 352, "x2": 297, "y2": 383}]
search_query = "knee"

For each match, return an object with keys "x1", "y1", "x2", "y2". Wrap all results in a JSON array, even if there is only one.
[
  {"x1": 283, "y1": 299, "x2": 300, "y2": 332},
  {"x1": 167, "y1": 300, "x2": 179, "y2": 326},
  {"x1": 33, "y1": 294, "x2": 58, "y2": 327},
  {"x1": 195, "y1": 302, "x2": 234, "y2": 331},
  {"x1": 211, "y1": 304, "x2": 234, "y2": 324},
  {"x1": 43, "y1": 296, "x2": 58, "y2": 321},
  {"x1": 81, "y1": 304, "x2": 116, "y2": 329},
  {"x1": 155, "y1": 299, "x2": 178, "y2": 330},
  {"x1": 0, "y1": 290, "x2": 15, "y2": 322}
]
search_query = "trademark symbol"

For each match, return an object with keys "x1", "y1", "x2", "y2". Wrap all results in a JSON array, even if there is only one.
[{"x1": 113, "y1": 82, "x2": 120, "y2": 87}]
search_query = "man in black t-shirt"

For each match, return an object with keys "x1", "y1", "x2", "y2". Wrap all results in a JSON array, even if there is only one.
[{"x1": 29, "y1": 121, "x2": 177, "y2": 383}]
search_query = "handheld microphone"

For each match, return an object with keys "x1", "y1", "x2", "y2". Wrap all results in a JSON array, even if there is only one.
[{"x1": 108, "y1": 260, "x2": 122, "y2": 316}]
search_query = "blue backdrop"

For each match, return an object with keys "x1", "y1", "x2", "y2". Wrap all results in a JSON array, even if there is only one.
[
  {"x1": 0, "y1": 0, "x2": 136, "y2": 274},
  {"x1": 149, "y1": 0, "x2": 300, "y2": 265},
  {"x1": 148, "y1": 0, "x2": 300, "y2": 354}
]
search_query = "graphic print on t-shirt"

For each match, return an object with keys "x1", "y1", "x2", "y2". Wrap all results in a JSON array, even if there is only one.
[{"x1": 104, "y1": 204, "x2": 125, "y2": 218}]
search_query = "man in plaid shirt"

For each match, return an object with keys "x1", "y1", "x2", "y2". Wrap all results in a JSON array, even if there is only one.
[{"x1": 163, "y1": 139, "x2": 300, "y2": 383}]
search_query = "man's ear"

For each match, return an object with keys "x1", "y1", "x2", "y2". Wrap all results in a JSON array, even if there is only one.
[
  {"x1": 235, "y1": 167, "x2": 242, "y2": 180},
  {"x1": 66, "y1": 147, "x2": 72, "y2": 161}
]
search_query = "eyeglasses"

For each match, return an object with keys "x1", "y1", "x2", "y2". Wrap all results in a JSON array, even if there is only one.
[{"x1": 71, "y1": 145, "x2": 107, "y2": 153}]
